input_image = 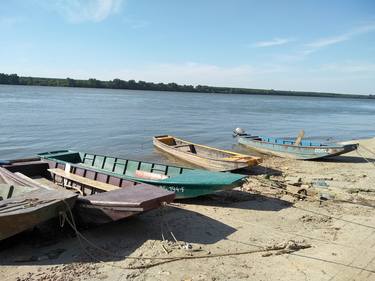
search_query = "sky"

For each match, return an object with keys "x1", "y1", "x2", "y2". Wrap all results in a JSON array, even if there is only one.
[{"x1": 1, "y1": 0, "x2": 375, "y2": 94}]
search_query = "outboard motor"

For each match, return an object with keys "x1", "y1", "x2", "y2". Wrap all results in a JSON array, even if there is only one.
[
  {"x1": 0, "y1": 160, "x2": 10, "y2": 166},
  {"x1": 233, "y1": 127, "x2": 247, "y2": 137}
]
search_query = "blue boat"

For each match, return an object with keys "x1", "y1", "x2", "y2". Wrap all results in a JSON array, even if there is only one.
[{"x1": 233, "y1": 128, "x2": 359, "y2": 160}]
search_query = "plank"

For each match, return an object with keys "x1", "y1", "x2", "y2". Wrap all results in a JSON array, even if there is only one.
[
  {"x1": 78, "y1": 184, "x2": 175, "y2": 209},
  {"x1": 294, "y1": 130, "x2": 305, "y2": 146},
  {"x1": 173, "y1": 144, "x2": 192, "y2": 148},
  {"x1": 48, "y1": 168, "x2": 119, "y2": 192}
]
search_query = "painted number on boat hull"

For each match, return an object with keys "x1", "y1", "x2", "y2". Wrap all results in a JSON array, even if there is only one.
[
  {"x1": 315, "y1": 148, "x2": 328, "y2": 153},
  {"x1": 165, "y1": 186, "x2": 184, "y2": 193}
]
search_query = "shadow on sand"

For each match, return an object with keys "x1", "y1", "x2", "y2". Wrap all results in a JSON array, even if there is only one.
[
  {"x1": 319, "y1": 155, "x2": 375, "y2": 164},
  {"x1": 0, "y1": 204, "x2": 236, "y2": 266},
  {"x1": 180, "y1": 190, "x2": 292, "y2": 211},
  {"x1": 234, "y1": 165, "x2": 282, "y2": 176},
  {"x1": 0, "y1": 191, "x2": 292, "y2": 267}
]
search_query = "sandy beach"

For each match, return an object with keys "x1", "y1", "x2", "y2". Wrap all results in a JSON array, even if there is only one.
[{"x1": 1, "y1": 137, "x2": 374, "y2": 281}]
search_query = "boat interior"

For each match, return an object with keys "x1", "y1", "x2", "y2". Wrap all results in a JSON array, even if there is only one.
[
  {"x1": 243, "y1": 135, "x2": 328, "y2": 147},
  {"x1": 0, "y1": 165, "x2": 77, "y2": 218},
  {"x1": 38, "y1": 150, "x2": 190, "y2": 180},
  {"x1": 0, "y1": 164, "x2": 52, "y2": 201},
  {"x1": 0, "y1": 162, "x2": 65, "y2": 196},
  {"x1": 0, "y1": 183, "x2": 36, "y2": 201},
  {"x1": 155, "y1": 136, "x2": 249, "y2": 160}
]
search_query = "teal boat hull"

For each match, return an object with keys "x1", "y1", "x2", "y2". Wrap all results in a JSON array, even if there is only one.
[
  {"x1": 235, "y1": 134, "x2": 358, "y2": 160},
  {"x1": 38, "y1": 150, "x2": 246, "y2": 199}
]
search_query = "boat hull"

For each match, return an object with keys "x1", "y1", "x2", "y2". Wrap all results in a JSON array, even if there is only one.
[
  {"x1": 237, "y1": 136, "x2": 358, "y2": 160},
  {"x1": 153, "y1": 136, "x2": 261, "y2": 171},
  {"x1": 0, "y1": 196, "x2": 76, "y2": 241},
  {"x1": 132, "y1": 172, "x2": 244, "y2": 199},
  {"x1": 0, "y1": 167, "x2": 77, "y2": 241},
  {"x1": 39, "y1": 150, "x2": 246, "y2": 199}
]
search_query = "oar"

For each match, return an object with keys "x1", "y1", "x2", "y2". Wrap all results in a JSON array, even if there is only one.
[{"x1": 294, "y1": 130, "x2": 305, "y2": 146}]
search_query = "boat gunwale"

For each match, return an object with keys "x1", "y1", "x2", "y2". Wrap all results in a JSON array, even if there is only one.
[{"x1": 39, "y1": 150, "x2": 193, "y2": 173}]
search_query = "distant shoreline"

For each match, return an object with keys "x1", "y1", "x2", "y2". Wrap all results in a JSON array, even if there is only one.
[{"x1": 1, "y1": 73, "x2": 374, "y2": 99}]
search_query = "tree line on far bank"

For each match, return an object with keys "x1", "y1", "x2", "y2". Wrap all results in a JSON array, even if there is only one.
[{"x1": 0, "y1": 72, "x2": 373, "y2": 99}]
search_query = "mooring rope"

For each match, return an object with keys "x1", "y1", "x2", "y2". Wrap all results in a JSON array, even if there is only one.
[
  {"x1": 59, "y1": 200, "x2": 311, "y2": 270},
  {"x1": 359, "y1": 144, "x2": 375, "y2": 157},
  {"x1": 356, "y1": 148, "x2": 375, "y2": 168},
  {"x1": 57, "y1": 199, "x2": 375, "y2": 274}
]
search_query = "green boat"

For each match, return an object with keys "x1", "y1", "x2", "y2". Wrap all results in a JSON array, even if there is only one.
[{"x1": 38, "y1": 150, "x2": 246, "y2": 199}]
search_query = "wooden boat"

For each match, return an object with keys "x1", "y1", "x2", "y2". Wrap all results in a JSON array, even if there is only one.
[
  {"x1": 153, "y1": 135, "x2": 262, "y2": 171},
  {"x1": 0, "y1": 166, "x2": 77, "y2": 241},
  {"x1": 233, "y1": 128, "x2": 359, "y2": 160},
  {"x1": 0, "y1": 158, "x2": 174, "y2": 226},
  {"x1": 38, "y1": 150, "x2": 247, "y2": 199}
]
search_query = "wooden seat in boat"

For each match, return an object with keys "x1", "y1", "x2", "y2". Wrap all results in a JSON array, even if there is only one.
[
  {"x1": 48, "y1": 168, "x2": 119, "y2": 192},
  {"x1": 173, "y1": 144, "x2": 197, "y2": 154},
  {"x1": 173, "y1": 144, "x2": 191, "y2": 148}
]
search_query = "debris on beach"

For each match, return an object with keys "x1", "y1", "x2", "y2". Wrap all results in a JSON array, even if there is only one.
[{"x1": 262, "y1": 239, "x2": 312, "y2": 257}]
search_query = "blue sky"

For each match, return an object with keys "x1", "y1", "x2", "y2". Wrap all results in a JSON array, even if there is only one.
[{"x1": 1, "y1": 0, "x2": 374, "y2": 94}]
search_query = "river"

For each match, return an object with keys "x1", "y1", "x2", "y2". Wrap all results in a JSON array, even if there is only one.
[{"x1": 1, "y1": 85, "x2": 374, "y2": 162}]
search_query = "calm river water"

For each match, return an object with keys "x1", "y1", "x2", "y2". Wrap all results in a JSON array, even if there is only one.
[{"x1": 1, "y1": 85, "x2": 374, "y2": 161}]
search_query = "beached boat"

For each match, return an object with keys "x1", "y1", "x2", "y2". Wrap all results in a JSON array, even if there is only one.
[
  {"x1": 0, "y1": 166, "x2": 77, "y2": 241},
  {"x1": 0, "y1": 158, "x2": 175, "y2": 225},
  {"x1": 38, "y1": 150, "x2": 247, "y2": 199},
  {"x1": 153, "y1": 135, "x2": 262, "y2": 171},
  {"x1": 233, "y1": 128, "x2": 359, "y2": 160}
]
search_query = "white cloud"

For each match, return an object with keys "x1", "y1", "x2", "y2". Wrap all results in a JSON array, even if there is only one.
[
  {"x1": 252, "y1": 38, "x2": 294, "y2": 48},
  {"x1": 275, "y1": 23, "x2": 375, "y2": 62},
  {"x1": 306, "y1": 34, "x2": 349, "y2": 49},
  {"x1": 41, "y1": 0, "x2": 123, "y2": 23},
  {"x1": 305, "y1": 23, "x2": 375, "y2": 50}
]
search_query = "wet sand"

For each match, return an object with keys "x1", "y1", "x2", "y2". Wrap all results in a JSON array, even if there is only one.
[{"x1": 1, "y1": 138, "x2": 375, "y2": 281}]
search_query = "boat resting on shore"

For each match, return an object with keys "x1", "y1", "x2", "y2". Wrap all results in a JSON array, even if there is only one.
[
  {"x1": 0, "y1": 166, "x2": 77, "y2": 241},
  {"x1": 233, "y1": 129, "x2": 359, "y2": 160},
  {"x1": 0, "y1": 158, "x2": 174, "y2": 226},
  {"x1": 153, "y1": 135, "x2": 261, "y2": 171},
  {"x1": 38, "y1": 150, "x2": 247, "y2": 199}
]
